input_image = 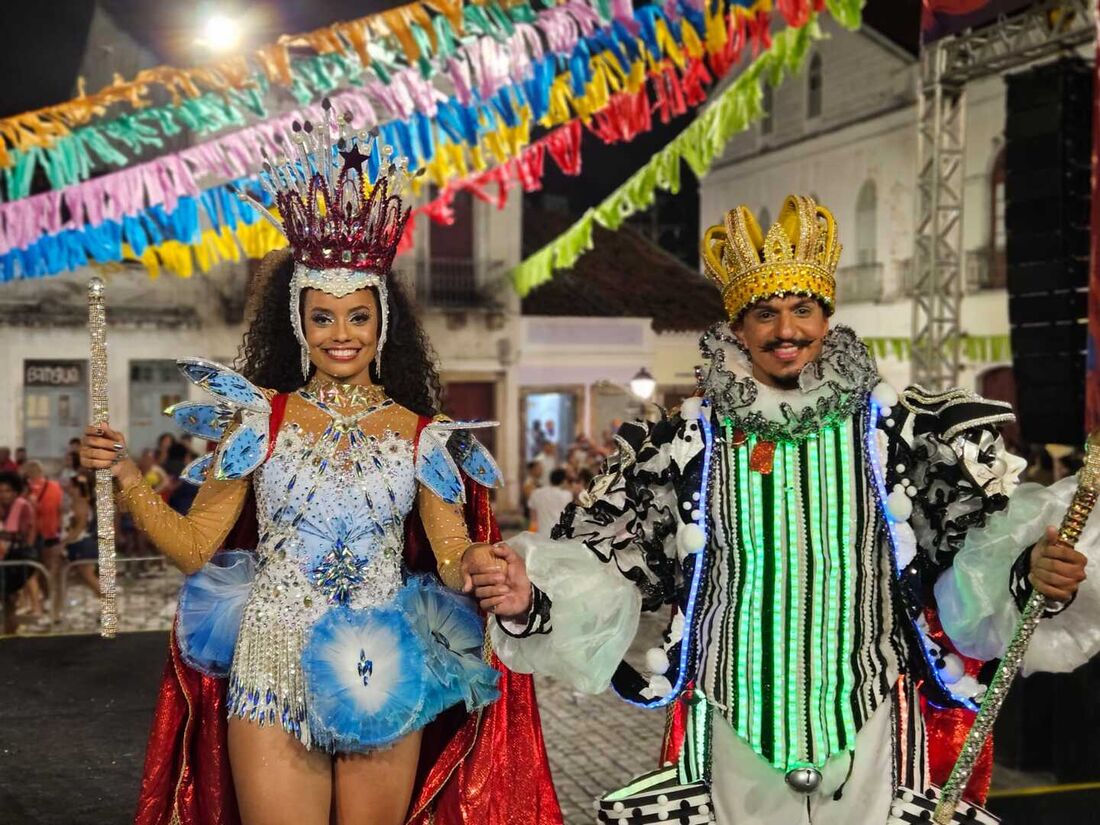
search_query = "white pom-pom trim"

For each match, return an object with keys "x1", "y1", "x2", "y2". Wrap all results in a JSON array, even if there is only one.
[
  {"x1": 886, "y1": 490, "x2": 913, "y2": 522},
  {"x1": 645, "y1": 647, "x2": 670, "y2": 675},
  {"x1": 676, "y1": 523, "x2": 706, "y2": 558},
  {"x1": 871, "y1": 382, "x2": 899, "y2": 408},
  {"x1": 940, "y1": 653, "x2": 965, "y2": 685},
  {"x1": 680, "y1": 396, "x2": 703, "y2": 420},
  {"x1": 648, "y1": 674, "x2": 673, "y2": 698}
]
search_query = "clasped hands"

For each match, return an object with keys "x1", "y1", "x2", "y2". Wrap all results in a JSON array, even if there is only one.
[{"x1": 461, "y1": 542, "x2": 532, "y2": 620}]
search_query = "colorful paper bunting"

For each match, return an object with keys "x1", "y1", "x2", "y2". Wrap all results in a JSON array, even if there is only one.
[{"x1": 511, "y1": 1, "x2": 864, "y2": 296}]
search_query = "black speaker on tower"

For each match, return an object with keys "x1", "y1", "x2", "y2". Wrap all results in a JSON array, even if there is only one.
[{"x1": 1004, "y1": 57, "x2": 1092, "y2": 446}]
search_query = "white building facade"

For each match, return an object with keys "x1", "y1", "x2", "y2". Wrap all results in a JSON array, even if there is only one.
[{"x1": 0, "y1": 192, "x2": 527, "y2": 508}]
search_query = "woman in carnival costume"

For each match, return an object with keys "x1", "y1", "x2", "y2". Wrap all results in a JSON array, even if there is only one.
[{"x1": 80, "y1": 103, "x2": 561, "y2": 825}]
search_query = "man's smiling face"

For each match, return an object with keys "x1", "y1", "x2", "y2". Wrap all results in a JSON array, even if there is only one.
[{"x1": 732, "y1": 295, "x2": 830, "y2": 389}]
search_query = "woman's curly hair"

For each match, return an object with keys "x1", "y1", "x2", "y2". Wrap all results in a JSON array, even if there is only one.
[{"x1": 236, "y1": 249, "x2": 443, "y2": 417}]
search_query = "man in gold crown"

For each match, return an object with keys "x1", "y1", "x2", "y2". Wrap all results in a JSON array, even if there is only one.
[{"x1": 468, "y1": 195, "x2": 1100, "y2": 824}]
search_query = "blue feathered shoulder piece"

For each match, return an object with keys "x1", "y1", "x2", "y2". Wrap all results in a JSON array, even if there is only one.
[
  {"x1": 415, "y1": 417, "x2": 503, "y2": 504},
  {"x1": 165, "y1": 358, "x2": 272, "y2": 485}
]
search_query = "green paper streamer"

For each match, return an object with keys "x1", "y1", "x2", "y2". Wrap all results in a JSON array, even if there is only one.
[
  {"x1": 825, "y1": 0, "x2": 864, "y2": 31},
  {"x1": 553, "y1": 212, "x2": 595, "y2": 270},
  {"x1": 509, "y1": 5, "x2": 851, "y2": 296},
  {"x1": 513, "y1": 243, "x2": 556, "y2": 295}
]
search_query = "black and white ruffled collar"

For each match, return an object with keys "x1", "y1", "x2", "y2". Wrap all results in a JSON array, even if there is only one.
[{"x1": 699, "y1": 324, "x2": 881, "y2": 441}]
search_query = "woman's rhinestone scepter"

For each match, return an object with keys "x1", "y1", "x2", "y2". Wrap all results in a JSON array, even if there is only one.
[{"x1": 88, "y1": 277, "x2": 118, "y2": 638}]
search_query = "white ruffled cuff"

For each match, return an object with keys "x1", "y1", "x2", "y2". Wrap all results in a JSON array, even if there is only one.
[
  {"x1": 934, "y1": 477, "x2": 1100, "y2": 675},
  {"x1": 489, "y1": 532, "x2": 642, "y2": 694}
]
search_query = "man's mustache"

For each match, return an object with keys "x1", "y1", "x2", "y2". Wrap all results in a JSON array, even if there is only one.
[{"x1": 761, "y1": 337, "x2": 816, "y2": 352}]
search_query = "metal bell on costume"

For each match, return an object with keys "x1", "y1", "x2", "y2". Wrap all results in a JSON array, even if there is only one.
[{"x1": 785, "y1": 767, "x2": 823, "y2": 794}]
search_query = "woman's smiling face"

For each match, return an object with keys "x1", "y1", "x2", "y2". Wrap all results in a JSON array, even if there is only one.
[{"x1": 302, "y1": 287, "x2": 381, "y2": 384}]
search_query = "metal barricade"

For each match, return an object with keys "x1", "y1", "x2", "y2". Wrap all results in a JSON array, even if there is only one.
[
  {"x1": 0, "y1": 555, "x2": 180, "y2": 636},
  {"x1": 0, "y1": 559, "x2": 53, "y2": 632},
  {"x1": 57, "y1": 555, "x2": 179, "y2": 634}
]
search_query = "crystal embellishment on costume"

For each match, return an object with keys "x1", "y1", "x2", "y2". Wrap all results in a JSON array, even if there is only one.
[
  {"x1": 310, "y1": 536, "x2": 372, "y2": 605},
  {"x1": 166, "y1": 401, "x2": 234, "y2": 441},
  {"x1": 357, "y1": 650, "x2": 374, "y2": 686},
  {"x1": 177, "y1": 358, "x2": 271, "y2": 412},
  {"x1": 415, "y1": 419, "x2": 504, "y2": 504},
  {"x1": 181, "y1": 453, "x2": 214, "y2": 485}
]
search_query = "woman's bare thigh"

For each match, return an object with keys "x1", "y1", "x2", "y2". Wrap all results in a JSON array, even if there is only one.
[
  {"x1": 332, "y1": 729, "x2": 423, "y2": 825},
  {"x1": 228, "y1": 717, "x2": 332, "y2": 825}
]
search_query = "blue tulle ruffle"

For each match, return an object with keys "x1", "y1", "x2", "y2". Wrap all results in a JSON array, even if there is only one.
[
  {"x1": 177, "y1": 551, "x2": 257, "y2": 677},
  {"x1": 301, "y1": 576, "x2": 500, "y2": 753},
  {"x1": 401, "y1": 575, "x2": 500, "y2": 721}
]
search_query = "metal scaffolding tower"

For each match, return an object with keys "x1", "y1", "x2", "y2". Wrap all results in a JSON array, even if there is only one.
[{"x1": 910, "y1": 0, "x2": 1095, "y2": 388}]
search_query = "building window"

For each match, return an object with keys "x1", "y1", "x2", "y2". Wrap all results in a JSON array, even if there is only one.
[
  {"x1": 807, "y1": 54, "x2": 823, "y2": 119},
  {"x1": 988, "y1": 147, "x2": 1007, "y2": 289},
  {"x1": 855, "y1": 180, "x2": 877, "y2": 265},
  {"x1": 761, "y1": 83, "x2": 774, "y2": 135}
]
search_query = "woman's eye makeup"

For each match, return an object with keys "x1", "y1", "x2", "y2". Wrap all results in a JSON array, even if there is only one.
[
  {"x1": 310, "y1": 312, "x2": 333, "y2": 325},
  {"x1": 350, "y1": 312, "x2": 371, "y2": 324}
]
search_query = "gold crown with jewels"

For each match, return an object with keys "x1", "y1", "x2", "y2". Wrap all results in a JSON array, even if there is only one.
[{"x1": 701, "y1": 194, "x2": 842, "y2": 320}]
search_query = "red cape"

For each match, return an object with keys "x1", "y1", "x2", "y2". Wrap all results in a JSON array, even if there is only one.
[{"x1": 133, "y1": 415, "x2": 561, "y2": 825}]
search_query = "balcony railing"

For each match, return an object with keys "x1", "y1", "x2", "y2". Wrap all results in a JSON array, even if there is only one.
[
  {"x1": 835, "y1": 262, "x2": 884, "y2": 303},
  {"x1": 409, "y1": 258, "x2": 505, "y2": 309}
]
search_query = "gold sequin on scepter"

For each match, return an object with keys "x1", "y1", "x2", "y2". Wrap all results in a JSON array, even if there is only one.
[{"x1": 88, "y1": 277, "x2": 118, "y2": 638}]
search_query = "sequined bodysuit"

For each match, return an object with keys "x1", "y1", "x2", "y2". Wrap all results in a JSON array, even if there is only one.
[{"x1": 122, "y1": 377, "x2": 477, "y2": 747}]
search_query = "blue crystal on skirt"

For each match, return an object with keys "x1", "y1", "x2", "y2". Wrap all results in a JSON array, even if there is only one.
[
  {"x1": 177, "y1": 551, "x2": 257, "y2": 677},
  {"x1": 302, "y1": 605, "x2": 429, "y2": 751}
]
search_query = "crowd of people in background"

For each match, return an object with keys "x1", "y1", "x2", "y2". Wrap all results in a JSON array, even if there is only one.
[
  {"x1": 0, "y1": 431, "x2": 203, "y2": 634},
  {"x1": 521, "y1": 420, "x2": 623, "y2": 536},
  {"x1": 6, "y1": 417, "x2": 1083, "y2": 634}
]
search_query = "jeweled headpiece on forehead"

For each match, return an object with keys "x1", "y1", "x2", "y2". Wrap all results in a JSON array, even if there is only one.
[
  {"x1": 701, "y1": 194, "x2": 842, "y2": 321},
  {"x1": 239, "y1": 98, "x2": 418, "y2": 379}
]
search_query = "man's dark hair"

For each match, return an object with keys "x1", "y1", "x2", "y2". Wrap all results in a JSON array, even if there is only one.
[
  {"x1": 549, "y1": 468, "x2": 568, "y2": 486},
  {"x1": 526, "y1": 461, "x2": 540, "y2": 472}
]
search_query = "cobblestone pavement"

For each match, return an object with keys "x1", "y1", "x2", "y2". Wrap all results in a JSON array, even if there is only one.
[
  {"x1": 12, "y1": 566, "x2": 670, "y2": 823},
  {"x1": 536, "y1": 612, "x2": 670, "y2": 824},
  {"x1": 9, "y1": 557, "x2": 182, "y2": 635},
  {"x1": 4, "y1": 567, "x2": 1050, "y2": 824}
]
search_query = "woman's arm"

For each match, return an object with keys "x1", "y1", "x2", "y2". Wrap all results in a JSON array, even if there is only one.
[
  {"x1": 118, "y1": 473, "x2": 249, "y2": 574},
  {"x1": 416, "y1": 484, "x2": 494, "y2": 592},
  {"x1": 83, "y1": 423, "x2": 249, "y2": 574}
]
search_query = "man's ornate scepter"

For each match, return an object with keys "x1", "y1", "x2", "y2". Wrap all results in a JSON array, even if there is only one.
[
  {"x1": 88, "y1": 277, "x2": 119, "y2": 638},
  {"x1": 933, "y1": 431, "x2": 1100, "y2": 823}
]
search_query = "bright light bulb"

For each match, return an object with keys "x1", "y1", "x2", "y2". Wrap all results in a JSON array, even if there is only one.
[
  {"x1": 201, "y1": 14, "x2": 242, "y2": 51},
  {"x1": 630, "y1": 367, "x2": 657, "y2": 401}
]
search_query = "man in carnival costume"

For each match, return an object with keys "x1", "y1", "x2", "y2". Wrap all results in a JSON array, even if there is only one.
[
  {"x1": 471, "y1": 195, "x2": 1100, "y2": 824},
  {"x1": 80, "y1": 102, "x2": 561, "y2": 825}
]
